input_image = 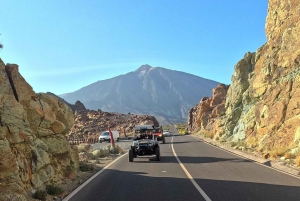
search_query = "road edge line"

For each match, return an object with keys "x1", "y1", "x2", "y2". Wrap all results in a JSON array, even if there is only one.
[
  {"x1": 63, "y1": 153, "x2": 127, "y2": 201},
  {"x1": 171, "y1": 137, "x2": 212, "y2": 201}
]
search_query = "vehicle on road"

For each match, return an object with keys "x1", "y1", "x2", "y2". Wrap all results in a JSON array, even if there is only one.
[
  {"x1": 163, "y1": 130, "x2": 171, "y2": 136},
  {"x1": 153, "y1": 126, "x2": 166, "y2": 143},
  {"x1": 129, "y1": 125, "x2": 160, "y2": 162},
  {"x1": 99, "y1": 131, "x2": 120, "y2": 143}
]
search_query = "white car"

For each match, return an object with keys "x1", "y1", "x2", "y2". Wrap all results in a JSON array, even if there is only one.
[
  {"x1": 99, "y1": 131, "x2": 120, "y2": 143},
  {"x1": 163, "y1": 130, "x2": 171, "y2": 136}
]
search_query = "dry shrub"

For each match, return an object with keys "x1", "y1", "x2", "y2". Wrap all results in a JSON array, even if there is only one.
[
  {"x1": 270, "y1": 147, "x2": 288, "y2": 159},
  {"x1": 32, "y1": 189, "x2": 47, "y2": 201},
  {"x1": 295, "y1": 156, "x2": 300, "y2": 166},
  {"x1": 205, "y1": 132, "x2": 214, "y2": 139},
  {"x1": 284, "y1": 152, "x2": 292, "y2": 159}
]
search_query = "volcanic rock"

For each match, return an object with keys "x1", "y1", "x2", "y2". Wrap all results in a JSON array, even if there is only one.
[
  {"x1": 189, "y1": 0, "x2": 300, "y2": 160},
  {"x1": 0, "y1": 59, "x2": 78, "y2": 200}
]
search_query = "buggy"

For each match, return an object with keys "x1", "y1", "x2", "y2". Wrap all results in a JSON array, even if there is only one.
[
  {"x1": 153, "y1": 126, "x2": 166, "y2": 144},
  {"x1": 128, "y1": 125, "x2": 160, "y2": 162}
]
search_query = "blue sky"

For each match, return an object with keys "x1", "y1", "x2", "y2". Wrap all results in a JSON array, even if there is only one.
[{"x1": 0, "y1": 1, "x2": 268, "y2": 95}]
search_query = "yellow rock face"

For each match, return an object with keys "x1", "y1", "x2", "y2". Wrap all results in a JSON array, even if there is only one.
[
  {"x1": 189, "y1": 0, "x2": 300, "y2": 156},
  {"x1": 0, "y1": 59, "x2": 78, "y2": 199}
]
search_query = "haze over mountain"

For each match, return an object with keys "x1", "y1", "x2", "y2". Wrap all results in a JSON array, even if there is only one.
[{"x1": 60, "y1": 65, "x2": 220, "y2": 124}]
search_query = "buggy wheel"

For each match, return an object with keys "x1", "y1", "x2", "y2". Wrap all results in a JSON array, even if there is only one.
[
  {"x1": 155, "y1": 147, "x2": 160, "y2": 161},
  {"x1": 129, "y1": 149, "x2": 134, "y2": 162},
  {"x1": 162, "y1": 136, "x2": 166, "y2": 144}
]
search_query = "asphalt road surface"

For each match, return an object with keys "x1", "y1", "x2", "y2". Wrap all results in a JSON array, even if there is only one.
[{"x1": 65, "y1": 128, "x2": 300, "y2": 201}]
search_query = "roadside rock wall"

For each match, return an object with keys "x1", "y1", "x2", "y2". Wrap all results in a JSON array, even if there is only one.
[
  {"x1": 189, "y1": 0, "x2": 300, "y2": 159},
  {"x1": 0, "y1": 59, "x2": 78, "y2": 200}
]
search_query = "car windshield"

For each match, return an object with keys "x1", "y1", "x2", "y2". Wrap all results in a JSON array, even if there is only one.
[{"x1": 101, "y1": 132, "x2": 109, "y2": 136}]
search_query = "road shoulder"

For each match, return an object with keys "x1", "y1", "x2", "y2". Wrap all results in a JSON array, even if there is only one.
[{"x1": 190, "y1": 133, "x2": 300, "y2": 178}]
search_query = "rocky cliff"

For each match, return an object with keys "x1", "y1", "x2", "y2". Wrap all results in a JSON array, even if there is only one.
[
  {"x1": 0, "y1": 59, "x2": 78, "y2": 200},
  {"x1": 189, "y1": 0, "x2": 300, "y2": 162},
  {"x1": 67, "y1": 109, "x2": 159, "y2": 143}
]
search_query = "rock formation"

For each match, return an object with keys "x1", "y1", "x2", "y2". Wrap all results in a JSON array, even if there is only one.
[
  {"x1": 67, "y1": 109, "x2": 159, "y2": 143},
  {"x1": 189, "y1": 0, "x2": 300, "y2": 161},
  {"x1": 188, "y1": 84, "x2": 228, "y2": 136},
  {"x1": 0, "y1": 59, "x2": 78, "y2": 200}
]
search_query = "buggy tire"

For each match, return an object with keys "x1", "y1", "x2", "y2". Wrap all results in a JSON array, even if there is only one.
[
  {"x1": 155, "y1": 147, "x2": 160, "y2": 161},
  {"x1": 129, "y1": 149, "x2": 134, "y2": 162}
]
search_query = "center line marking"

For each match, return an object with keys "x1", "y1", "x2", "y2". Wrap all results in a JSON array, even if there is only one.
[{"x1": 171, "y1": 137, "x2": 212, "y2": 201}]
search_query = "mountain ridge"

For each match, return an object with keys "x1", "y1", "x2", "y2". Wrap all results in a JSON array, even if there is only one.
[{"x1": 60, "y1": 65, "x2": 220, "y2": 124}]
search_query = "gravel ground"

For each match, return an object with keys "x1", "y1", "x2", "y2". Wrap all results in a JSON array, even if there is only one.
[{"x1": 91, "y1": 139, "x2": 133, "y2": 152}]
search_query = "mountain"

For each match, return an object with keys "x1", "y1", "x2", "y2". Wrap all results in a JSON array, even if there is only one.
[{"x1": 60, "y1": 65, "x2": 220, "y2": 124}]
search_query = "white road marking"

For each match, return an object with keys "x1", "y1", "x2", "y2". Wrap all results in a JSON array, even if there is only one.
[
  {"x1": 63, "y1": 154, "x2": 127, "y2": 201},
  {"x1": 171, "y1": 137, "x2": 212, "y2": 201}
]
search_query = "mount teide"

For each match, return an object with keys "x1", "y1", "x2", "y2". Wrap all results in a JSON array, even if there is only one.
[{"x1": 60, "y1": 65, "x2": 220, "y2": 124}]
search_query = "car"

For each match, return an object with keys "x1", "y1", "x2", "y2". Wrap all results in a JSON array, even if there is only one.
[
  {"x1": 99, "y1": 131, "x2": 120, "y2": 143},
  {"x1": 129, "y1": 125, "x2": 161, "y2": 162},
  {"x1": 163, "y1": 130, "x2": 171, "y2": 136}
]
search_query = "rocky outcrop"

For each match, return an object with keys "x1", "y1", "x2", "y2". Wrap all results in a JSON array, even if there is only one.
[
  {"x1": 46, "y1": 92, "x2": 86, "y2": 113},
  {"x1": 68, "y1": 109, "x2": 159, "y2": 143},
  {"x1": 74, "y1": 100, "x2": 86, "y2": 111},
  {"x1": 188, "y1": 84, "x2": 228, "y2": 136},
  {"x1": 190, "y1": 0, "x2": 300, "y2": 161},
  {"x1": 0, "y1": 60, "x2": 78, "y2": 200}
]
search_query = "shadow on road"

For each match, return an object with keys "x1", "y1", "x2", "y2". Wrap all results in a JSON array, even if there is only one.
[
  {"x1": 69, "y1": 168, "x2": 300, "y2": 201},
  {"x1": 131, "y1": 155, "x2": 251, "y2": 164},
  {"x1": 170, "y1": 140, "x2": 203, "y2": 144}
]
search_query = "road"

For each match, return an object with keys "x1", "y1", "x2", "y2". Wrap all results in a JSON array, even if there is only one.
[{"x1": 65, "y1": 127, "x2": 300, "y2": 201}]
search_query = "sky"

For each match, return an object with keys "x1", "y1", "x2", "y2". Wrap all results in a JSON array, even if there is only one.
[{"x1": 0, "y1": 1, "x2": 268, "y2": 95}]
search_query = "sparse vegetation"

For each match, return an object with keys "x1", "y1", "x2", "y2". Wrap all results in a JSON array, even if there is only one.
[
  {"x1": 32, "y1": 189, "x2": 47, "y2": 201},
  {"x1": 175, "y1": 122, "x2": 188, "y2": 134},
  {"x1": 79, "y1": 162, "x2": 94, "y2": 172},
  {"x1": 269, "y1": 146, "x2": 289, "y2": 159},
  {"x1": 204, "y1": 131, "x2": 214, "y2": 139},
  {"x1": 46, "y1": 185, "x2": 64, "y2": 196},
  {"x1": 162, "y1": 124, "x2": 171, "y2": 130},
  {"x1": 229, "y1": 141, "x2": 237, "y2": 147}
]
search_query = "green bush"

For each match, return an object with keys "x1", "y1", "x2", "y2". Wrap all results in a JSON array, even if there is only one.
[
  {"x1": 32, "y1": 189, "x2": 47, "y2": 201},
  {"x1": 79, "y1": 162, "x2": 94, "y2": 172},
  {"x1": 46, "y1": 185, "x2": 64, "y2": 195}
]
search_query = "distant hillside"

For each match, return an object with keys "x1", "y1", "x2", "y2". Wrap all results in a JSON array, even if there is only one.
[{"x1": 60, "y1": 65, "x2": 220, "y2": 124}]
